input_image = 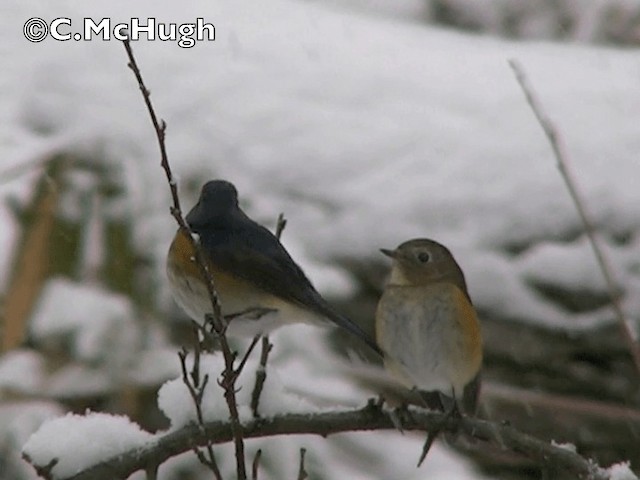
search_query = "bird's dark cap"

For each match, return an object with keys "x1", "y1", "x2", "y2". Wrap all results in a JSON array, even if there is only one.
[
  {"x1": 186, "y1": 180, "x2": 239, "y2": 229},
  {"x1": 200, "y1": 180, "x2": 238, "y2": 204}
]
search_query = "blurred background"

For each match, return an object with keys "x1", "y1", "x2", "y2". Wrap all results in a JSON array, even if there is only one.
[{"x1": 1, "y1": 0, "x2": 639, "y2": 478}]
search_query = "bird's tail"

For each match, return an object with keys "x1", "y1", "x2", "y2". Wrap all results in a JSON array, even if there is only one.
[
  {"x1": 336, "y1": 312, "x2": 383, "y2": 357},
  {"x1": 312, "y1": 297, "x2": 382, "y2": 357}
]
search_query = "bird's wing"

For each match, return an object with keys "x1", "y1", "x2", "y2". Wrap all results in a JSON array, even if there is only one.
[
  {"x1": 200, "y1": 220, "x2": 325, "y2": 313},
  {"x1": 199, "y1": 219, "x2": 381, "y2": 355}
]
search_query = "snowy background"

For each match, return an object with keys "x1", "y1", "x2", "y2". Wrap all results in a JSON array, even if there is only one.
[{"x1": 1, "y1": 0, "x2": 639, "y2": 479}]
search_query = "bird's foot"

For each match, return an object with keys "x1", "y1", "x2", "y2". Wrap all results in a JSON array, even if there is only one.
[{"x1": 389, "y1": 403, "x2": 417, "y2": 434}]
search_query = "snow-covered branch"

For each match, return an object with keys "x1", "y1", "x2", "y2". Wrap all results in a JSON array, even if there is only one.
[{"x1": 24, "y1": 403, "x2": 612, "y2": 480}]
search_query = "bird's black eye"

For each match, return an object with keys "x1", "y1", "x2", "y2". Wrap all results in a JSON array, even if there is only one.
[{"x1": 417, "y1": 251, "x2": 430, "y2": 263}]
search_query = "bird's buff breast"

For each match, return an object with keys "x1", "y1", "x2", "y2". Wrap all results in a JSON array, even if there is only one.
[
  {"x1": 166, "y1": 230, "x2": 320, "y2": 336},
  {"x1": 376, "y1": 282, "x2": 482, "y2": 394}
]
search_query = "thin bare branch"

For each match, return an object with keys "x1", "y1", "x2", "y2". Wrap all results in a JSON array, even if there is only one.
[
  {"x1": 297, "y1": 448, "x2": 308, "y2": 480},
  {"x1": 189, "y1": 325, "x2": 202, "y2": 387},
  {"x1": 145, "y1": 464, "x2": 158, "y2": 480},
  {"x1": 178, "y1": 343, "x2": 222, "y2": 479},
  {"x1": 123, "y1": 38, "x2": 248, "y2": 478},
  {"x1": 509, "y1": 58, "x2": 640, "y2": 376},
  {"x1": 250, "y1": 213, "x2": 286, "y2": 418},
  {"x1": 275, "y1": 213, "x2": 287, "y2": 239},
  {"x1": 22, "y1": 456, "x2": 57, "y2": 480},
  {"x1": 251, "y1": 337, "x2": 273, "y2": 418},
  {"x1": 236, "y1": 335, "x2": 262, "y2": 377},
  {"x1": 251, "y1": 449, "x2": 262, "y2": 480}
]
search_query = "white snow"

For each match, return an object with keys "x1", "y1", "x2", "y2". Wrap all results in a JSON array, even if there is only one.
[
  {"x1": 550, "y1": 439, "x2": 578, "y2": 452},
  {"x1": 127, "y1": 347, "x2": 183, "y2": 386},
  {"x1": 0, "y1": 349, "x2": 45, "y2": 395},
  {"x1": 1, "y1": 0, "x2": 639, "y2": 332},
  {"x1": 607, "y1": 462, "x2": 640, "y2": 480},
  {"x1": 45, "y1": 364, "x2": 113, "y2": 399},
  {"x1": 30, "y1": 277, "x2": 138, "y2": 364},
  {"x1": 157, "y1": 353, "x2": 229, "y2": 427},
  {"x1": 0, "y1": 401, "x2": 64, "y2": 480},
  {"x1": 22, "y1": 412, "x2": 154, "y2": 478},
  {"x1": 0, "y1": 402, "x2": 64, "y2": 450},
  {"x1": 157, "y1": 345, "x2": 321, "y2": 428},
  {"x1": 2, "y1": 0, "x2": 639, "y2": 478}
]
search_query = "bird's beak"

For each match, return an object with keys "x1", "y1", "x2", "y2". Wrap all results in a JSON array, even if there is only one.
[
  {"x1": 185, "y1": 201, "x2": 199, "y2": 226},
  {"x1": 380, "y1": 248, "x2": 396, "y2": 259}
]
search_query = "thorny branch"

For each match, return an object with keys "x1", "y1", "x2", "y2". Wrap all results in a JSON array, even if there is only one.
[
  {"x1": 122, "y1": 39, "x2": 248, "y2": 479},
  {"x1": 509, "y1": 59, "x2": 640, "y2": 376}
]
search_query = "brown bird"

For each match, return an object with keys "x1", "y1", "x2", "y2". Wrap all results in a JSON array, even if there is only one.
[{"x1": 377, "y1": 238, "x2": 482, "y2": 464}]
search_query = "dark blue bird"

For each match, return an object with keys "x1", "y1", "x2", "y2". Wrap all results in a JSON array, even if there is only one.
[{"x1": 167, "y1": 180, "x2": 381, "y2": 355}]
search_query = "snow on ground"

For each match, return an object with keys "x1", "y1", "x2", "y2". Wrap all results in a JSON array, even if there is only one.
[
  {"x1": 607, "y1": 462, "x2": 640, "y2": 480},
  {"x1": 30, "y1": 278, "x2": 135, "y2": 363},
  {"x1": 2, "y1": 0, "x2": 639, "y2": 478},
  {"x1": 2, "y1": 0, "x2": 639, "y2": 329}
]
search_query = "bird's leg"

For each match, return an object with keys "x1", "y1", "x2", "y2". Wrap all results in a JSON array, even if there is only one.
[
  {"x1": 365, "y1": 395, "x2": 405, "y2": 431},
  {"x1": 390, "y1": 402, "x2": 419, "y2": 434},
  {"x1": 391, "y1": 402, "x2": 419, "y2": 434},
  {"x1": 389, "y1": 386, "x2": 426, "y2": 433},
  {"x1": 388, "y1": 408, "x2": 404, "y2": 433},
  {"x1": 417, "y1": 390, "x2": 446, "y2": 412},
  {"x1": 417, "y1": 388, "x2": 460, "y2": 467}
]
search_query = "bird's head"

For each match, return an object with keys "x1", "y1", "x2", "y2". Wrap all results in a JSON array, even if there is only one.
[
  {"x1": 380, "y1": 238, "x2": 467, "y2": 291},
  {"x1": 186, "y1": 180, "x2": 240, "y2": 231}
]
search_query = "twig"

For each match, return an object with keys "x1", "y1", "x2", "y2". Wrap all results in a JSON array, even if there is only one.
[
  {"x1": 22, "y1": 456, "x2": 57, "y2": 480},
  {"x1": 275, "y1": 212, "x2": 287, "y2": 239},
  {"x1": 123, "y1": 39, "x2": 248, "y2": 479},
  {"x1": 189, "y1": 323, "x2": 201, "y2": 386},
  {"x1": 46, "y1": 405, "x2": 615, "y2": 480},
  {"x1": 509, "y1": 58, "x2": 640, "y2": 376},
  {"x1": 236, "y1": 335, "x2": 262, "y2": 376},
  {"x1": 251, "y1": 449, "x2": 262, "y2": 480},
  {"x1": 297, "y1": 448, "x2": 308, "y2": 480},
  {"x1": 250, "y1": 213, "x2": 285, "y2": 417},
  {"x1": 144, "y1": 465, "x2": 158, "y2": 480},
  {"x1": 251, "y1": 337, "x2": 273, "y2": 418},
  {"x1": 178, "y1": 345, "x2": 221, "y2": 479}
]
